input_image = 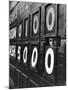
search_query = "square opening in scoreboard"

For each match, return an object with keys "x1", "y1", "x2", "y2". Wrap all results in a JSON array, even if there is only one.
[
  {"x1": 30, "y1": 42, "x2": 40, "y2": 73},
  {"x1": 22, "y1": 43, "x2": 30, "y2": 69},
  {"x1": 44, "y1": 4, "x2": 58, "y2": 37},
  {"x1": 9, "y1": 26, "x2": 17, "y2": 42},
  {"x1": 9, "y1": 44, "x2": 16, "y2": 64},
  {"x1": 43, "y1": 44, "x2": 57, "y2": 83},
  {"x1": 23, "y1": 16, "x2": 30, "y2": 40},
  {"x1": 16, "y1": 44, "x2": 22, "y2": 65},
  {"x1": 31, "y1": 7, "x2": 41, "y2": 40},
  {"x1": 17, "y1": 20, "x2": 23, "y2": 40}
]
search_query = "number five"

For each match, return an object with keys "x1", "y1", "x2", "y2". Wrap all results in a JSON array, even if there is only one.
[{"x1": 17, "y1": 46, "x2": 21, "y2": 62}]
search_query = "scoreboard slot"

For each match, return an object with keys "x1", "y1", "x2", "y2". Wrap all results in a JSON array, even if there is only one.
[
  {"x1": 22, "y1": 43, "x2": 30, "y2": 69},
  {"x1": 23, "y1": 16, "x2": 30, "y2": 40},
  {"x1": 31, "y1": 7, "x2": 41, "y2": 40},
  {"x1": 30, "y1": 43, "x2": 40, "y2": 73},
  {"x1": 23, "y1": 46, "x2": 28, "y2": 64},
  {"x1": 17, "y1": 21, "x2": 23, "y2": 40},
  {"x1": 42, "y1": 45, "x2": 57, "y2": 84},
  {"x1": 45, "y1": 4, "x2": 58, "y2": 37},
  {"x1": 16, "y1": 45, "x2": 22, "y2": 65},
  {"x1": 9, "y1": 26, "x2": 17, "y2": 43},
  {"x1": 9, "y1": 45, "x2": 16, "y2": 64}
]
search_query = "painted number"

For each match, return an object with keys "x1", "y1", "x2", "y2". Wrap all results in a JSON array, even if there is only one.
[
  {"x1": 18, "y1": 24, "x2": 22, "y2": 38},
  {"x1": 31, "y1": 47, "x2": 38, "y2": 68},
  {"x1": 17, "y1": 46, "x2": 21, "y2": 62},
  {"x1": 33, "y1": 15, "x2": 39, "y2": 34},
  {"x1": 45, "y1": 48, "x2": 54, "y2": 74},
  {"x1": 23, "y1": 46, "x2": 28, "y2": 64},
  {"x1": 46, "y1": 7, "x2": 55, "y2": 31}
]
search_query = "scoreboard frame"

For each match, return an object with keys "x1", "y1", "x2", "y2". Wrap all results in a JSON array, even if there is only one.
[
  {"x1": 44, "y1": 4, "x2": 59, "y2": 37},
  {"x1": 31, "y1": 7, "x2": 41, "y2": 40}
]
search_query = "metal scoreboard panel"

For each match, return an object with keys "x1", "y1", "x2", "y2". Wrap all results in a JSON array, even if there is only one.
[
  {"x1": 43, "y1": 45, "x2": 57, "y2": 83},
  {"x1": 10, "y1": 26, "x2": 17, "y2": 43},
  {"x1": 23, "y1": 16, "x2": 30, "y2": 40},
  {"x1": 45, "y1": 4, "x2": 58, "y2": 37},
  {"x1": 56, "y1": 39, "x2": 66, "y2": 85},
  {"x1": 17, "y1": 20, "x2": 23, "y2": 41},
  {"x1": 58, "y1": 5, "x2": 66, "y2": 38},
  {"x1": 9, "y1": 44, "x2": 16, "y2": 66},
  {"x1": 9, "y1": 45, "x2": 16, "y2": 59},
  {"x1": 31, "y1": 7, "x2": 41, "y2": 40},
  {"x1": 30, "y1": 42, "x2": 40, "y2": 73}
]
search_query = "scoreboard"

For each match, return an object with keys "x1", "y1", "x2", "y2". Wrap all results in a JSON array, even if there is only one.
[{"x1": 9, "y1": 2, "x2": 66, "y2": 89}]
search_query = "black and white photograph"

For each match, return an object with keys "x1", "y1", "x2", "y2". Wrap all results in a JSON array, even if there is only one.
[{"x1": 9, "y1": 1, "x2": 66, "y2": 89}]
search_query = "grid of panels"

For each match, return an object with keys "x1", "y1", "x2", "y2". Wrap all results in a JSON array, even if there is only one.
[{"x1": 9, "y1": 2, "x2": 66, "y2": 89}]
